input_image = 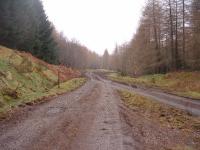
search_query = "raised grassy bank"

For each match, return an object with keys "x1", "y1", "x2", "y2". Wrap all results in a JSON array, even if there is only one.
[{"x1": 0, "y1": 45, "x2": 86, "y2": 117}]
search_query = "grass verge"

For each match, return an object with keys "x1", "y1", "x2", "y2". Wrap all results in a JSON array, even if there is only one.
[
  {"x1": 118, "y1": 90, "x2": 200, "y2": 130},
  {"x1": 109, "y1": 71, "x2": 200, "y2": 99},
  {"x1": 118, "y1": 90, "x2": 200, "y2": 149},
  {"x1": 0, "y1": 45, "x2": 84, "y2": 119},
  {"x1": 0, "y1": 78, "x2": 86, "y2": 119}
]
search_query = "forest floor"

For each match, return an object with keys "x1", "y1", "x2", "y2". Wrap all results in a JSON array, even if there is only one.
[{"x1": 0, "y1": 72, "x2": 199, "y2": 150}]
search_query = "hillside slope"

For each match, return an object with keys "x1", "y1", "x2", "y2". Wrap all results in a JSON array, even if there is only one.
[{"x1": 0, "y1": 46, "x2": 85, "y2": 116}]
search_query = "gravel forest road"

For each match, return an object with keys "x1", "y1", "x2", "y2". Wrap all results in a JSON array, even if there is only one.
[
  {"x1": 0, "y1": 72, "x2": 199, "y2": 150},
  {"x1": 0, "y1": 73, "x2": 133, "y2": 150},
  {"x1": 93, "y1": 73, "x2": 200, "y2": 116}
]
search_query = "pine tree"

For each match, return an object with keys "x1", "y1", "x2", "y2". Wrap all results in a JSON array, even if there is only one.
[
  {"x1": 0, "y1": 0, "x2": 57, "y2": 64},
  {"x1": 102, "y1": 49, "x2": 109, "y2": 69}
]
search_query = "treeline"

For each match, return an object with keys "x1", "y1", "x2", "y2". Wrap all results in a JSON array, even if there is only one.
[
  {"x1": 1, "y1": 0, "x2": 199, "y2": 73},
  {"x1": 0, "y1": 0, "x2": 100, "y2": 68},
  {"x1": 109, "y1": 0, "x2": 200, "y2": 75},
  {"x1": 0, "y1": 0, "x2": 57, "y2": 64},
  {"x1": 53, "y1": 31, "x2": 101, "y2": 69}
]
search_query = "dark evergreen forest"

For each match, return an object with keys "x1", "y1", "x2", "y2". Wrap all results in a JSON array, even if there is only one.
[{"x1": 0, "y1": 0, "x2": 58, "y2": 64}]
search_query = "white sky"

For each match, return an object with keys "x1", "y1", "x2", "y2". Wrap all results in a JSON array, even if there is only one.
[{"x1": 42, "y1": 0, "x2": 146, "y2": 55}]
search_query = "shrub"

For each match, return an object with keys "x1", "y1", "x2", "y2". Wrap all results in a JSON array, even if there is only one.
[
  {"x1": 2, "y1": 87, "x2": 19, "y2": 99},
  {"x1": 0, "y1": 99, "x2": 4, "y2": 107},
  {"x1": 14, "y1": 57, "x2": 33, "y2": 73}
]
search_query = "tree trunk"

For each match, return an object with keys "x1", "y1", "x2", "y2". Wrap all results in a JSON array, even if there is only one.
[
  {"x1": 182, "y1": 0, "x2": 185, "y2": 68},
  {"x1": 169, "y1": 0, "x2": 175, "y2": 70},
  {"x1": 175, "y1": 0, "x2": 179, "y2": 69}
]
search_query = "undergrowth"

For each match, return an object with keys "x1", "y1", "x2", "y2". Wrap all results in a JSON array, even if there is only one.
[
  {"x1": 118, "y1": 90, "x2": 200, "y2": 130},
  {"x1": 118, "y1": 90, "x2": 200, "y2": 150}
]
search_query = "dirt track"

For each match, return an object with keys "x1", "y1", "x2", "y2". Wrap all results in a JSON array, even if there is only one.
[
  {"x1": 0, "y1": 74, "x2": 129, "y2": 150},
  {"x1": 0, "y1": 72, "x2": 199, "y2": 150},
  {"x1": 93, "y1": 72, "x2": 200, "y2": 116}
]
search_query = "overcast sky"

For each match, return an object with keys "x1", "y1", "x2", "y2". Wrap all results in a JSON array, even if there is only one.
[{"x1": 42, "y1": 0, "x2": 146, "y2": 55}]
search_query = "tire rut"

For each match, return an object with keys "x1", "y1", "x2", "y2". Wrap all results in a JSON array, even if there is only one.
[{"x1": 0, "y1": 81, "x2": 100, "y2": 150}]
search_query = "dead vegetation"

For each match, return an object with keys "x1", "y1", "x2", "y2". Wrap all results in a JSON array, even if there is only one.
[
  {"x1": 118, "y1": 90, "x2": 200, "y2": 149},
  {"x1": 0, "y1": 45, "x2": 84, "y2": 116},
  {"x1": 108, "y1": 71, "x2": 200, "y2": 99},
  {"x1": 118, "y1": 90, "x2": 200, "y2": 130},
  {"x1": 2, "y1": 87, "x2": 19, "y2": 99}
]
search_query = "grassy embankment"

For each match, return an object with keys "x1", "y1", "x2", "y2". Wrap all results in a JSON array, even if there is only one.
[
  {"x1": 108, "y1": 71, "x2": 200, "y2": 99},
  {"x1": 0, "y1": 45, "x2": 86, "y2": 117},
  {"x1": 118, "y1": 90, "x2": 200, "y2": 149}
]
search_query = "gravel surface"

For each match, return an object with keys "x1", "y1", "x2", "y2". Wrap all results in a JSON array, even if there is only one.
[
  {"x1": 95, "y1": 74, "x2": 200, "y2": 116},
  {"x1": 0, "y1": 74, "x2": 127, "y2": 150},
  {"x1": 0, "y1": 72, "x2": 199, "y2": 150}
]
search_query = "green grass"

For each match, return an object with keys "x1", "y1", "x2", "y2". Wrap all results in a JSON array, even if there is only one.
[
  {"x1": 0, "y1": 78, "x2": 86, "y2": 116},
  {"x1": 0, "y1": 45, "x2": 85, "y2": 117},
  {"x1": 108, "y1": 71, "x2": 200, "y2": 99},
  {"x1": 49, "y1": 78, "x2": 86, "y2": 95},
  {"x1": 118, "y1": 90, "x2": 200, "y2": 130}
]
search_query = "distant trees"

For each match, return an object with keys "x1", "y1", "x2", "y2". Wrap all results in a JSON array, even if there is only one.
[
  {"x1": 1, "y1": 0, "x2": 199, "y2": 72},
  {"x1": 53, "y1": 30, "x2": 101, "y2": 69},
  {"x1": 102, "y1": 49, "x2": 110, "y2": 69},
  {"x1": 0, "y1": 0, "x2": 100, "y2": 68},
  {"x1": 0, "y1": 0, "x2": 57, "y2": 64},
  {"x1": 109, "y1": 0, "x2": 200, "y2": 76},
  {"x1": 110, "y1": 45, "x2": 121, "y2": 72}
]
